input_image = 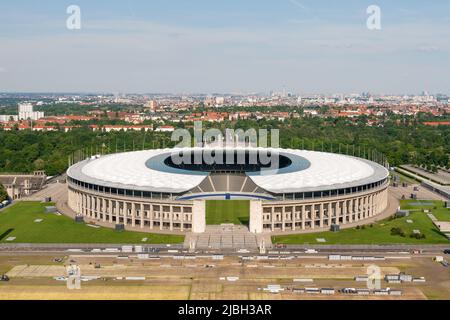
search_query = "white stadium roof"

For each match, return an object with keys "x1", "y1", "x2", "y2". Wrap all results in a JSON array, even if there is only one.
[
  {"x1": 67, "y1": 148, "x2": 388, "y2": 194},
  {"x1": 81, "y1": 149, "x2": 205, "y2": 192}
]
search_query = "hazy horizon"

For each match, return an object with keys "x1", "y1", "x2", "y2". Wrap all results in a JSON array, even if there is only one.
[
  {"x1": 0, "y1": 90, "x2": 448, "y2": 96},
  {"x1": 1, "y1": 1, "x2": 449, "y2": 94}
]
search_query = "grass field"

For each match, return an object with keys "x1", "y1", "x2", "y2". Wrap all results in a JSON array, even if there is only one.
[
  {"x1": 0, "y1": 201, "x2": 184, "y2": 244},
  {"x1": 391, "y1": 171, "x2": 420, "y2": 184},
  {"x1": 272, "y1": 200, "x2": 450, "y2": 245},
  {"x1": 401, "y1": 200, "x2": 450, "y2": 221},
  {"x1": 205, "y1": 200, "x2": 250, "y2": 225}
]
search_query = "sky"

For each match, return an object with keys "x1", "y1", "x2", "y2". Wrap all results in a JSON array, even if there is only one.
[{"x1": 0, "y1": 0, "x2": 449, "y2": 94}]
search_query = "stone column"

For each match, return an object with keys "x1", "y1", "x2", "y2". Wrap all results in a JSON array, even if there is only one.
[
  {"x1": 75, "y1": 192, "x2": 79, "y2": 214},
  {"x1": 96, "y1": 197, "x2": 100, "y2": 219},
  {"x1": 91, "y1": 196, "x2": 94, "y2": 218},
  {"x1": 342, "y1": 200, "x2": 348, "y2": 224},
  {"x1": 108, "y1": 199, "x2": 113, "y2": 223},
  {"x1": 80, "y1": 193, "x2": 83, "y2": 215},
  {"x1": 364, "y1": 196, "x2": 368, "y2": 219},
  {"x1": 180, "y1": 207, "x2": 184, "y2": 232},
  {"x1": 364, "y1": 196, "x2": 368, "y2": 218},
  {"x1": 359, "y1": 197, "x2": 363, "y2": 220},
  {"x1": 370, "y1": 194, "x2": 374, "y2": 216},
  {"x1": 292, "y1": 206, "x2": 296, "y2": 231},
  {"x1": 102, "y1": 198, "x2": 107, "y2": 222},
  {"x1": 319, "y1": 203, "x2": 324, "y2": 228},
  {"x1": 140, "y1": 204, "x2": 145, "y2": 229},
  {"x1": 270, "y1": 207, "x2": 274, "y2": 232},
  {"x1": 131, "y1": 202, "x2": 136, "y2": 227},
  {"x1": 78, "y1": 193, "x2": 84, "y2": 215},
  {"x1": 349, "y1": 199, "x2": 353, "y2": 223},
  {"x1": 328, "y1": 202, "x2": 333, "y2": 226},
  {"x1": 249, "y1": 201, "x2": 263, "y2": 234},
  {"x1": 301, "y1": 205, "x2": 306, "y2": 230},
  {"x1": 192, "y1": 200, "x2": 206, "y2": 233},
  {"x1": 169, "y1": 206, "x2": 174, "y2": 231},
  {"x1": 75, "y1": 191, "x2": 78, "y2": 210},
  {"x1": 115, "y1": 200, "x2": 120, "y2": 224},
  {"x1": 87, "y1": 195, "x2": 91, "y2": 217},
  {"x1": 150, "y1": 204, "x2": 154, "y2": 229},
  {"x1": 92, "y1": 196, "x2": 96, "y2": 218},
  {"x1": 357, "y1": 197, "x2": 363, "y2": 221},
  {"x1": 374, "y1": 193, "x2": 378, "y2": 215},
  {"x1": 122, "y1": 202, "x2": 127, "y2": 225},
  {"x1": 82, "y1": 194, "x2": 86, "y2": 216}
]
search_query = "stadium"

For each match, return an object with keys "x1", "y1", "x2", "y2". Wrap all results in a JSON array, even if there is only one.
[{"x1": 67, "y1": 147, "x2": 389, "y2": 234}]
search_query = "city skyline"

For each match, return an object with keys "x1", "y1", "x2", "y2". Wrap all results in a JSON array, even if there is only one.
[{"x1": 1, "y1": 1, "x2": 449, "y2": 94}]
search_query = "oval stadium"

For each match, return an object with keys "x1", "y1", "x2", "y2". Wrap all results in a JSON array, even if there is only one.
[{"x1": 67, "y1": 147, "x2": 389, "y2": 234}]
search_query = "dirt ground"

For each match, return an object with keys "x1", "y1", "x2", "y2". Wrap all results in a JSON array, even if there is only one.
[{"x1": 1, "y1": 253, "x2": 448, "y2": 300}]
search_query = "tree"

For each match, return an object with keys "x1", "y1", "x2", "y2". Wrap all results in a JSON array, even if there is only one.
[
  {"x1": 0, "y1": 183, "x2": 8, "y2": 202},
  {"x1": 390, "y1": 227, "x2": 406, "y2": 237},
  {"x1": 33, "y1": 158, "x2": 46, "y2": 170}
]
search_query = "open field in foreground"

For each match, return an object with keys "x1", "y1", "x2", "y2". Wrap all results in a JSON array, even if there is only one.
[
  {"x1": 273, "y1": 200, "x2": 450, "y2": 245},
  {"x1": 1, "y1": 253, "x2": 448, "y2": 300},
  {"x1": 0, "y1": 202, "x2": 184, "y2": 244}
]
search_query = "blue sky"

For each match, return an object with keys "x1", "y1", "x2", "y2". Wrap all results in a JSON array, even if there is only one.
[{"x1": 0, "y1": 0, "x2": 449, "y2": 94}]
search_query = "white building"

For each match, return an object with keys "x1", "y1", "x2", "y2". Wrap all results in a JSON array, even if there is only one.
[
  {"x1": 19, "y1": 103, "x2": 33, "y2": 113},
  {"x1": 0, "y1": 115, "x2": 18, "y2": 122},
  {"x1": 155, "y1": 125, "x2": 175, "y2": 132},
  {"x1": 215, "y1": 97, "x2": 225, "y2": 106},
  {"x1": 18, "y1": 103, "x2": 44, "y2": 121},
  {"x1": 146, "y1": 100, "x2": 157, "y2": 112}
]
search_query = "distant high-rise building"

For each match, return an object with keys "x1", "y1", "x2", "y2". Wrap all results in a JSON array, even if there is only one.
[
  {"x1": 146, "y1": 100, "x2": 157, "y2": 112},
  {"x1": 215, "y1": 97, "x2": 225, "y2": 105},
  {"x1": 18, "y1": 103, "x2": 44, "y2": 121},
  {"x1": 19, "y1": 103, "x2": 33, "y2": 113},
  {"x1": 0, "y1": 115, "x2": 18, "y2": 122}
]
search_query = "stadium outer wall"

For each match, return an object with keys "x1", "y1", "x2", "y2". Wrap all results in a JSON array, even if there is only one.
[{"x1": 67, "y1": 181, "x2": 389, "y2": 234}]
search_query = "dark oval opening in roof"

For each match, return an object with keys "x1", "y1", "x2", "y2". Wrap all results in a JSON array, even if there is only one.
[{"x1": 164, "y1": 149, "x2": 291, "y2": 173}]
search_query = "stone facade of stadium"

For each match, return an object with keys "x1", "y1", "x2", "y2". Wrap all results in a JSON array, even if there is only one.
[
  {"x1": 67, "y1": 179, "x2": 388, "y2": 234},
  {"x1": 252, "y1": 184, "x2": 388, "y2": 233}
]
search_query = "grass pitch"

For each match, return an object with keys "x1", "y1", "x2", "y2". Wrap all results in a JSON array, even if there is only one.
[
  {"x1": 205, "y1": 200, "x2": 250, "y2": 225},
  {"x1": 272, "y1": 200, "x2": 450, "y2": 245},
  {"x1": 0, "y1": 201, "x2": 184, "y2": 244},
  {"x1": 401, "y1": 200, "x2": 450, "y2": 222}
]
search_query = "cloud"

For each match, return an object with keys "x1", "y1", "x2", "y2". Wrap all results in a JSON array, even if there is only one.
[
  {"x1": 0, "y1": 16, "x2": 449, "y2": 93},
  {"x1": 417, "y1": 45, "x2": 440, "y2": 53},
  {"x1": 289, "y1": 0, "x2": 308, "y2": 11}
]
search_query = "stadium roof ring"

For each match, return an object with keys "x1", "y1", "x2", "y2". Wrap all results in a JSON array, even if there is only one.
[{"x1": 67, "y1": 147, "x2": 390, "y2": 234}]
